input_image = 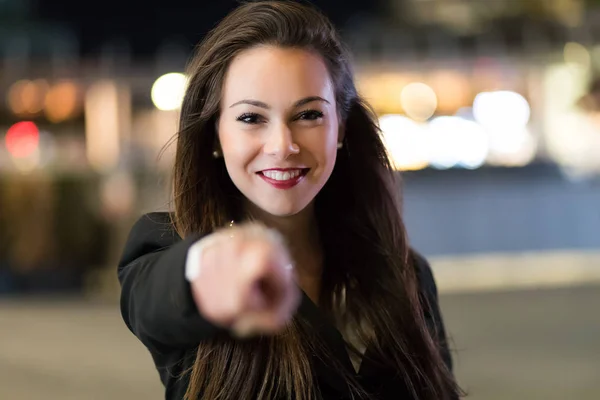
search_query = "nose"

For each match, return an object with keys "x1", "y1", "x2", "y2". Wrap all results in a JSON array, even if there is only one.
[{"x1": 263, "y1": 122, "x2": 300, "y2": 159}]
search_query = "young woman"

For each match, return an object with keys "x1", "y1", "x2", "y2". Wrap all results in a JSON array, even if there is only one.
[{"x1": 118, "y1": 1, "x2": 462, "y2": 399}]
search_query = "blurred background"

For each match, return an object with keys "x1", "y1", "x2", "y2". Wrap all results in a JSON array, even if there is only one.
[{"x1": 1, "y1": 0, "x2": 599, "y2": 399}]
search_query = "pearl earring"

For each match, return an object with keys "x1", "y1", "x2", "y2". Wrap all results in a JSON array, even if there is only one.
[
  {"x1": 212, "y1": 150, "x2": 220, "y2": 158},
  {"x1": 336, "y1": 142, "x2": 343, "y2": 149}
]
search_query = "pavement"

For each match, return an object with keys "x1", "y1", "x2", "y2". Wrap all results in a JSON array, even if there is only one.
[
  {"x1": 441, "y1": 284, "x2": 600, "y2": 400},
  {"x1": 1, "y1": 277, "x2": 599, "y2": 399},
  {"x1": 430, "y1": 250, "x2": 600, "y2": 294}
]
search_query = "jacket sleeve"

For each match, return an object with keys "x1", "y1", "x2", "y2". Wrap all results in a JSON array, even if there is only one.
[
  {"x1": 118, "y1": 212, "x2": 222, "y2": 353},
  {"x1": 412, "y1": 250, "x2": 454, "y2": 373}
]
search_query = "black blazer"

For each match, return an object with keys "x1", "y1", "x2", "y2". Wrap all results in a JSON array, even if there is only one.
[{"x1": 118, "y1": 212, "x2": 455, "y2": 400}]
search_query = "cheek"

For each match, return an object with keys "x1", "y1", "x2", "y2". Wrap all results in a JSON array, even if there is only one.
[
  {"x1": 218, "y1": 123, "x2": 260, "y2": 177},
  {"x1": 316, "y1": 123, "x2": 340, "y2": 162},
  {"x1": 217, "y1": 120, "x2": 235, "y2": 154},
  {"x1": 219, "y1": 123, "x2": 244, "y2": 159}
]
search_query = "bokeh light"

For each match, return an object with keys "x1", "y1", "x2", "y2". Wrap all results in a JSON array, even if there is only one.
[
  {"x1": 5, "y1": 121, "x2": 40, "y2": 158},
  {"x1": 428, "y1": 116, "x2": 489, "y2": 169},
  {"x1": 151, "y1": 73, "x2": 188, "y2": 111},
  {"x1": 379, "y1": 114, "x2": 429, "y2": 171},
  {"x1": 487, "y1": 128, "x2": 537, "y2": 167},
  {"x1": 85, "y1": 80, "x2": 122, "y2": 172},
  {"x1": 564, "y1": 42, "x2": 591, "y2": 70},
  {"x1": 400, "y1": 82, "x2": 438, "y2": 121},
  {"x1": 45, "y1": 81, "x2": 80, "y2": 122},
  {"x1": 473, "y1": 91, "x2": 531, "y2": 129},
  {"x1": 7, "y1": 80, "x2": 49, "y2": 116}
]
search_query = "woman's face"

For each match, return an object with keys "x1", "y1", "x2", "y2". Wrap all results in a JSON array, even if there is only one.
[{"x1": 218, "y1": 46, "x2": 341, "y2": 217}]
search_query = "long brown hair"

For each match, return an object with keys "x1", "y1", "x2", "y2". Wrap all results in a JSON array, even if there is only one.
[{"x1": 172, "y1": 1, "x2": 460, "y2": 399}]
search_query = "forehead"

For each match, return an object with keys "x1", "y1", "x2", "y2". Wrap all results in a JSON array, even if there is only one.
[{"x1": 221, "y1": 46, "x2": 335, "y2": 105}]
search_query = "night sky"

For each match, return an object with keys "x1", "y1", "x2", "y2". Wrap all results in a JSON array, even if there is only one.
[{"x1": 33, "y1": 0, "x2": 380, "y2": 55}]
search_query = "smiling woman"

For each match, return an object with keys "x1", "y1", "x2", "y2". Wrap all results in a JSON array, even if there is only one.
[
  {"x1": 117, "y1": 1, "x2": 462, "y2": 400},
  {"x1": 218, "y1": 46, "x2": 340, "y2": 217}
]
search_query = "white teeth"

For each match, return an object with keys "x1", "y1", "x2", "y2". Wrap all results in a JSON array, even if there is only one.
[{"x1": 263, "y1": 169, "x2": 302, "y2": 181}]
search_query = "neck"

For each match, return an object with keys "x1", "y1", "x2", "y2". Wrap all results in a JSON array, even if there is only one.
[{"x1": 245, "y1": 202, "x2": 323, "y2": 302}]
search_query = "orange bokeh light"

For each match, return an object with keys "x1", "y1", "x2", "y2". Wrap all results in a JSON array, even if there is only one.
[
  {"x1": 7, "y1": 80, "x2": 48, "y2": 116},
  {"x1": 45, "y1": 81, "x2": 80, "y2": 122}
]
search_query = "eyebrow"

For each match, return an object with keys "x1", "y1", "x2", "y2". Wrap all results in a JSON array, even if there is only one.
[{"x1": 229, "y1": 96, "x2": 330, "y2": 109}]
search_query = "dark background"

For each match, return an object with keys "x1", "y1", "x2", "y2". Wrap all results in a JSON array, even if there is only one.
[{"x1": 34, "y1": 0, "x2": 380, "y2": 55}]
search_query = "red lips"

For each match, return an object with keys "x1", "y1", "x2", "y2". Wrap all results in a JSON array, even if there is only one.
[{"x1": 257, "y1": 168, "x2": 309, "y2": 189}]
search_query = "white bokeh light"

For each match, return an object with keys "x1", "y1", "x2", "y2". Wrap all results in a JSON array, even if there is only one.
[
  {"x1": 486, "y1": 127, "x2": 537, "y2": 165},
  {"x1": 400, "y1": 82, "x2": 438, "y2": 121},
  {"x1": 473, "y1": 91, "x2": 531, "y2": 129},
  {"x1": 472, "y1": 90, "x2": 535, "y2": 165},
  {"x1": 379, "y1": 114, "x2": 429, "y2": 171},
  {"x1": 151, "y1": 73, "x2": 188, "y2": 111},
  {"x1": 428, "y1": 116, "x2": 489, "y2": 169},
  {"x1": 492, "y1": 130, "x2": 537, "y2": 167}
]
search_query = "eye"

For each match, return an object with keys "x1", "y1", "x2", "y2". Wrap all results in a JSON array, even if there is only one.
[
  {"x1": 236, "y1": 112, "x2": 263, "y2": 124},
  {"x1": 296, "y1": 110, "x2": 324, "y2": 121}
]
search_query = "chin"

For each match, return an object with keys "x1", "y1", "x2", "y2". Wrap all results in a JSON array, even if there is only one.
[
  {"x1": 255, "y1": 199, "x2": 309, "y2": 218},
  {"x1": 261, "y1": 205, "x2": 303, "y2": 218}
]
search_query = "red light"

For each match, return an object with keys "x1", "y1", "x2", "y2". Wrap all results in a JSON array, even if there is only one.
[{"x1": 5, "y1": 121, "x2": 40, "y2": 158}]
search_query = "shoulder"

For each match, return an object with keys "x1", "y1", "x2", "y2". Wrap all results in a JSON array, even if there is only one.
[
  {"x1": 130, "y1": 211, "x2": 175, "y2": 233},
  {"x1": 118, "y1": 212, "x2": 180, "y2": 271},
  {"x1": 410, "y1": 249, "x2": 438, "y2": 297},
  {"x1": 130, "y1": 212, "x2": 178, "y2": 243},
  {"x1": 409, "y1": 249, "x2": 454, "y2": 371}
]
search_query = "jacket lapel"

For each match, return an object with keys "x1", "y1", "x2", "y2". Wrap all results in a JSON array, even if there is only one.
[{"x1": 297, "y1": 289, "x2": 356, "y2": 397}]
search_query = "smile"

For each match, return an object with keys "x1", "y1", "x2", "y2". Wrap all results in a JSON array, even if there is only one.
[{"x1": 257, "y1": 168, "x2": 309, "y2": 189}]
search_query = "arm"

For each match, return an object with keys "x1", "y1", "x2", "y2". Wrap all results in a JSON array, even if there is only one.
[
  {"x1": 412, "y1": 250, "x2": 454, "y2": 373},
  {"x1": 118, "y1": 212, "x2": 222, "y2": 353}
]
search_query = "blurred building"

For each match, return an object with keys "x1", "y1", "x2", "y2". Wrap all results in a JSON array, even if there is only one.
[
  {"x1": 392, "y1": 0, "x2": 586, "y2": 31},
  {"x1": 0, "y1": 0, "x2": 599, "y2": 294},
  {"x1": 1, "y1": 0, "x2": 599, "y2": 176}
]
